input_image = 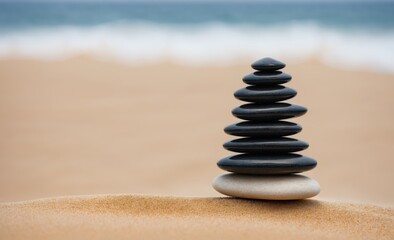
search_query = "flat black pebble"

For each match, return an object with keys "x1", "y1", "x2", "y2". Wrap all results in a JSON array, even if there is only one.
[
  {"x1": 232, "y1": 103, "x2": 307, "y2": 121},
  {"x1": 224, "y1": 121, "x2": 302, "y2": 137},
  {"x1": 234, "y1": 85, "x2": 297, "y2": 103},
  {"x1": 251, "y1": 57, "x2": 286, "y2": 71},
  {"x1": 217, "y1": 154, "x2": 317, "y2": 174},
  {"x1": 223, "y1": 137, "x2": 308, "y2": 153},
  {"x1": 242, "y1": 71, "x2": 291, "y2": 86}
]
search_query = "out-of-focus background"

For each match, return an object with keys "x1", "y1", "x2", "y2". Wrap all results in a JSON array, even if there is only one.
[{"x1": 0, "y1": 0, "x2": 393, "y2": 206}]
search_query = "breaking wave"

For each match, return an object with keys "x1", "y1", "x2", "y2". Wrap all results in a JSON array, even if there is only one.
[{"x1": 0, "y1": 21, "x2": 393, "y2": 73}]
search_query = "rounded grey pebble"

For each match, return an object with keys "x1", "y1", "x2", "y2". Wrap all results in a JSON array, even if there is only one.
[{"x1": 212, "y1": 174, "x2": 320, "y2": 200}]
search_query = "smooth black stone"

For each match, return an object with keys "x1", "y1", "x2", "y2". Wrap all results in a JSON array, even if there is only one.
[
  {"x1": 223, "y1": 137, "x2": 308, "y2": 153},
  {"x1": 217, "y1": 154, "x2": 317, "y2": 174},
  {"x1": 232, "y1": 103, "x2": 307, "y2": 121},
  {"x1": 224, "y1": 121, "x2": 302, "y2": 137},
  {"x1": 242, "y1": 71, "x2": 291, "y2": 86},
  {"x1": 251, "y1": 57, "x2": 286, "y2": 71},
  {"x1": 234, "y1": 85, "x2": 297, "y2": 103}
]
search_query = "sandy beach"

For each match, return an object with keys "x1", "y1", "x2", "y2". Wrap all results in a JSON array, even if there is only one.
[
  {"x1": 1, "y1": 195, "x2": 393, "y2": 240},
  {"x1": 0, "y1": 58, "x2": 393, "y2": 238}
]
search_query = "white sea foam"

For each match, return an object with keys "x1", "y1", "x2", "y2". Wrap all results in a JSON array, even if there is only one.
[{"x1": 0, "y1": 22, "x2": 393, "y2": 73}]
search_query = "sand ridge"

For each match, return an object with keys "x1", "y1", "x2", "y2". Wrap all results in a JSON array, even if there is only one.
[{"x1": 1, "y1": 195, "x2": 393, "y2": 240}]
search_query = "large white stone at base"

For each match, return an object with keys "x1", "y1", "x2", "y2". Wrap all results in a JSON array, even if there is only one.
[{"x1": 212, "y1": 174, "x2": 320, "y2": 200}]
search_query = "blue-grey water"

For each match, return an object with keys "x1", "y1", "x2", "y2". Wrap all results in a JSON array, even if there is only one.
[
  {"x1": 0, "y1": 2, "x2": 393, "y2": 29},
  {"x1": 0, "y1": 2, "x2": 393, "y2": 72}
]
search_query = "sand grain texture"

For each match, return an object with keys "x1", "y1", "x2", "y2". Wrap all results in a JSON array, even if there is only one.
[{"x1": 1, "y1": 195, "x2": 393, "y2": 240}]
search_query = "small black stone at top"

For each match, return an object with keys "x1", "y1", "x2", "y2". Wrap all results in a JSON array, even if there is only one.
[{"x1": 251, "y1": 57, "x2": 286, "y2": 71}]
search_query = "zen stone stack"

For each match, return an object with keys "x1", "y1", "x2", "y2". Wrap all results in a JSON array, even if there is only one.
[{"x1": 212, "y1": 57, "x2": 320, "y2": 200}]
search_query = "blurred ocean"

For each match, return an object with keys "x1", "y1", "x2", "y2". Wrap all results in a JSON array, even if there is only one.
[{"x1": 0, "y1": 2, "x2": 393, "y2": 72}]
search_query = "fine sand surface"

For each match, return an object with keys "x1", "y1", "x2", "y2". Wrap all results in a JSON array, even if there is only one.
[{"x1": 1, "y1": 195, "x2": 393, "y2": 240}]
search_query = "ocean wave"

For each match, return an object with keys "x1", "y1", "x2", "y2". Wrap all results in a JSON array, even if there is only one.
[{"x1": 0, "y1": 22, "x2": 393, "y2": 73}]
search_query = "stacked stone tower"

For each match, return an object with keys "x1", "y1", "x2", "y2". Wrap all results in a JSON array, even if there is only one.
[{"x1": 213, "y1": 57, "x2": 320, "y2": 200}]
